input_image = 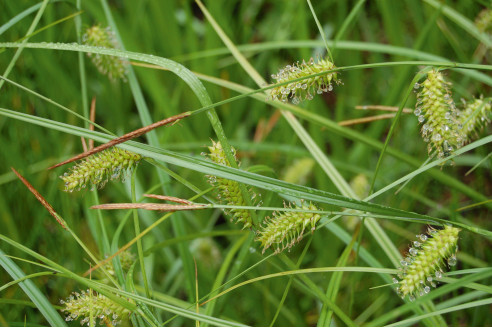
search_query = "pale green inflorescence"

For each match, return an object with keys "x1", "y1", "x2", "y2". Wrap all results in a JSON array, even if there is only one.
[
  {"x1": 61, "y1": 147, "x2": 143, "y2": 192},
  {"x1": 395, "y1": 225, "x2": 460, "y2": 301},
  {"x1": 190, "y1": 237, "x2": 222, "y2": 269},
  {"x1": 475, "y1": 8, "x2": 492, "y2": 34},
  {"x1": 459, "y1": 96, "x2": 491, "y2": 143},
  {"x1": 415, "y1": 69, "x2": 465, "y2": 159},
  {"x1": 281, "y1": 158, "x2": 315, "y2": 185},
  {"x1": 83, "y1": 25, "x2": 128, "y2": 81},
  {"x1": 256, "y1": 201, "x2": 321, "y2": 254},
  {"x1": 270, "y1": 57, "x2": 340, "y2": 104},
  {"x1": 207, "y1": 140, "x2": 256, "y2": 229},
  {"x1": 101, "y1": 250, "x2": 135, "y2": 276},
  {"x1": 60, "y1": 290, "x2": 132, "y2": 326}
]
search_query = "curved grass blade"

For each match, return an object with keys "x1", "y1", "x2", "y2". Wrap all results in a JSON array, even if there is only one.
[
  {"x1": 2, "y1": 107, "x2": 490, "y2": 238},
  {"x1": 0, "y1": 248, "x2": 66, "y2": 326}
]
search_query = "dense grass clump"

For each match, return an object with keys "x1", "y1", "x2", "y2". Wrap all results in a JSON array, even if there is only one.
[{"x1": 0, "y1": 0, "x2": 491, "y2": 327}]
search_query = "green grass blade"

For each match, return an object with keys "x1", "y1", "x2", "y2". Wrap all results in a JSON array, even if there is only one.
[
  {"x1": 423, "y1": 0, "x2": 492, "y2": 48},
  {"x1": 0, "y1": 248, "x2": 66, "y2": 326},
  {"x1": 0, "y1": 0, "x2": 49, "y2": 91}
]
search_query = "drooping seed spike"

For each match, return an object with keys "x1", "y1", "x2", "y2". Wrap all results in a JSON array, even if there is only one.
[
  {"x1": 83, "y1": 25, "x2": 128, "y2": 81},
  {"x1": 60, "y1": 147, "x2": 142, "y2": 192},
  {"x1": 475, "y1": 8, "x2": 492, "y2": 34},
  {"x1": 61, "y1": 290, "x2": 132, "y2": 326},
  {"x1": 256, "y1": 201, "x2": 322, "y2": 254},
  {"x1": 415, "y1": 69, "x2": 465, "y2": 160},
  {"x1": 269, "y1": 56, "x2": 340, "y2": 104},
  {"x1": 207, "y1": 140, "x2": 256, "y2": 229},
  {"x1": 394, "y1": 225, "x2": 460, "y2": 301},
  {"x1": 458, "y1": 96, "x2": 491, "y2": 143}
]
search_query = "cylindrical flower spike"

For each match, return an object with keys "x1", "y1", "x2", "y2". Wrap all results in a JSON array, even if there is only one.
[
  {"x1": 269, "y1": 57, "x2": 340, "y2": 104},
  {"x1": 459, "y1": 96, "x2": 491, "y2": 143},
  {"x1": 415, "y1": 69, "x2": 465, "y2": 159},
  {"x1": 256, "y1": 201, "x2": 321, "y2": 254},
  {"x1": 60, "y1": 147, "x2": 143, "y2": 192},
  {"x1": 207, "y1": 140, "x2": 256, "y2": 229},
  {"x1": 395, "y1": 225, "x2": 460, "y2": 301},
  {"x1": 60, "y1": 290, "x2": 132, "y2": 326},
  {"x1": 101, "y1": 250, "x2": 135, "y2": 277},
  {"x1": 475, "y1": 8, "x2": 492, "y2": 34},
  {"x1": 83, "y1": 25, "x2": 128, "y2": 81}
]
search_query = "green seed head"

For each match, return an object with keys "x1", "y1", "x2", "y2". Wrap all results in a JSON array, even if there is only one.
[
  {"x1": 281, "y1": 158, "x2": 315, "y2": 185},
  {"x1": 344, "y1": 174, "x2": 369, "y2": 231},
  {"x1": 83, "y1": 25, "x2": 128, "y2": 81},
  {"x1": 60, "y1": 290, "x2": 132, "y2": 326},
  {"x1": 207, "y1": 141, "x2": 256, "y2": 229},
  {"x1": 395, "y1": 225, "x2": 460, "y2": 301},
  {"x1": 256, "y1": 201, "x2": 321, "y2": 254},
  {"x1": 475, "y1": 8, "x2": 492, "y2": 34},
  {"x1": 101, "y1": 250, "x2": 135, "y2": 277},
  {"x1": 415, "y1": 69, "x2": 464, "y2": 159},
  {"x1": 60, "y1": 147, "x2": 143, "y2": 192},
  {"x1": 190, "y1": 237, "x2": 222, "y2": 269},
  {"x1": 459, "y1": 96, "x2": 491, "y2": 143},
  {"x1": 270, "y1": 57, "x2": 340, "y2": 104}
]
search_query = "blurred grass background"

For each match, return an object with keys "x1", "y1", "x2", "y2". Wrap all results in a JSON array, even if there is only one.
[{"x1": 0, "y1": 0, "x2": 491, "y2": 326}]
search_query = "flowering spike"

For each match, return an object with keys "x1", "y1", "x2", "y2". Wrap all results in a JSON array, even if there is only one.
[
  {"x1": 475, "y1": 8, "x2": 492, "y2": 34},
  {"x1": 269, "y1": 56, "x2": 340, "y2": 103},
  {"x1": 101, "y1": 250, "x2": 135, "y2": 277},
  {"x1": 459, "y1": 96, "x2": 491, "y2": 143},
  {"x1": 190, "y1": 237, "x2": 222, "y2": 269},
  {"x1": 256, "y1": 201, "x2": 321, "y2": 254},
  {"x1": 395, "y1": 225, "x2": 460, "y2": 300},
  {"x1": 207, "y1": 141, "x2": 255, "y2": 229},
  {"x1": 60, "y1": 147, "x2": 142, "y2": 192},
  {"x1": 415, "y1": 69, "x2": 464, "y2": 159},
  {"x1": 60, "y1": 290, "x2": 132, "y2": 326},
  {"x1": 83, "y1": 25, "x2": 128, "y2": 81},
  {"x1": 281, "y1": 158, "x2": 315, "y2": 184}
]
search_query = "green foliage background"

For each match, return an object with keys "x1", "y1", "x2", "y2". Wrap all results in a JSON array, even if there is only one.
[{"x1": 0, "y1": 0, "x2": 490, "y2": 326}]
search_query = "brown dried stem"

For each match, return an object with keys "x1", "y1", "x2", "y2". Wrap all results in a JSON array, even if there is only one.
[
  {"x1": 143, "y1": 194, "x2": 193, "y2": 204},
  {"x1": 49, "y1": 111, "x2": 190, "y2": 170},
  {"x1": 91, "y1": 203, "x2": 206, "y2": 211},
  {"x1": 11, "y1": 167, "x2": 67, "y2": 230}
]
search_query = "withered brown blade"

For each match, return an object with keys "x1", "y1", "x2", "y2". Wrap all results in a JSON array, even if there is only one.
[
  {"x1": 11, "y1": 167, "x2": 67, "y2": 230},
  {"x1": 91, "y1": 203, "x2": 207, "y2": 211},
  {"x1": 89, "y1": 97, "x2": 97, "y2": 150},
  {"x1": 49, "y1": 111, "x2": 190, "y2": 170},
  {"x1": 338, "y1": 114, "x2": 398, "y2": 126},
  {"x1": 143, "y1": 194, "x2": 193, "y2": 204}
]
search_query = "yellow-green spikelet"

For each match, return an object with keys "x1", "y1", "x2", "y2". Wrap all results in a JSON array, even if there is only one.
[
  {"x1": 270, "y1": 57, "x2": 340, "y2": 104},
  {"x1": 83, "y1": 25, "x2": 128, "y2": 81},
  {"x1": 61, "y1": 147, "x2": 142, "y2": 192},
  {"x1": 415, "y1": 69, "x2": 464, "y2": 158},
  {"x1": 101, "y1": 250, "x2": 135, "y2": 276},
  {"x1": 459, "y1": 96, "x2": 491, "y2": 143},
  {"x1": 475, "y1": 8, "x2": 492, "y2": 34},
  {"x1": 208, "y1": 141, "x2": 255, "y2": 229},
  {"x1": 256, "y1": 201, "x2": 321, "y2": 254},
  {"x1": 61, "y1": 289, "x2": 132, "y2": 326},
  {"x1": 396, "y1": 225, "x2": 460, "y2": 301}
]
